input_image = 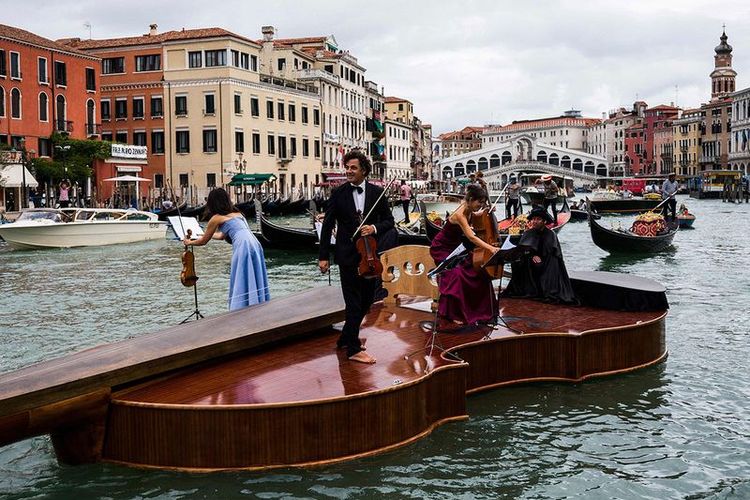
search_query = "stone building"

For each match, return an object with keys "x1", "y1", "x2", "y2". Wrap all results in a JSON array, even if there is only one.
[
  {"x1": 672, "y1": 108, "x2": 702, "y2": 177},
  {"x1": 482, "y1": 110, "x2": 599, "y2": 152},
  {"x1": 729, "y1": 87, "x2": 750, "y2": 174},
  {"x1": 587, "y1": 105, "x2": 643, "y2": 176}
]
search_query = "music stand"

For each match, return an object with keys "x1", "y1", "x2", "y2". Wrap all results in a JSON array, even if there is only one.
[
  {"x1": 404, "y1": 247, "x2": 470, "y2": 363},
  {"x1": 482, "y1": 239, "x2": 532, "y2": 334}
]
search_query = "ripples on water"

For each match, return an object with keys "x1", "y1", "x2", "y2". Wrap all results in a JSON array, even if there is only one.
[{"x1": 1, "y1": 198, "x2": 749, "y2": 499}]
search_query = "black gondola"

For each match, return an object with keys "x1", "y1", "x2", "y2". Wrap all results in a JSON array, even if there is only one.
[
  {"x1": 570, "y1": 208, "x2": 600, "y2": 221},
  {"x1": 257, "y1": 211, "x2": 318, "y2": 250},
  {"x1": 181, "y1": 204, "x2": 208, "y2": 221},
  {"x1": 279, "y1": 197, "x2": 308, "y2": 216},
  {"x1": 156, "y1": 202, "x2": 188, "y2": 221},
  {"x1": 588, "y1": 205, "x2": 677, "y2": 253},
  {"x1": 588, "y1": 197, "x2": 661, "y2": 214},
  {"x1": 235, "y1": 200, "x2": 256, "y2": 219}
]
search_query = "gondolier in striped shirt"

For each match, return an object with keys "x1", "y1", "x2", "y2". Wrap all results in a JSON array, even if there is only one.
[{"x1": 661, "y1": 173, "x2": 678, "y2": 220}]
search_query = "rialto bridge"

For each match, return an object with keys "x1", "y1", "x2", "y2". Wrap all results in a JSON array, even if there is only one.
[{"x1": 438, "y1": 134, "x2": 609, "y2": 187}]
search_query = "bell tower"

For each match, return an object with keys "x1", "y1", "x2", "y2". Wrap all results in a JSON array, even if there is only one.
[{"x1": 710, "y1": 27, "x2": 737, "y2": 100}]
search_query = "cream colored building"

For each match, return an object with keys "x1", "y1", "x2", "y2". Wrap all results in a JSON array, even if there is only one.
[
  {"x1": 162, "y1": 32, "x2": 323, "y2": 198},
  {"x1": 587, "y1": 106, "x2": 642, "y2": 176},
  {"x1": 384, "y1": 118, "x2": 411, "y2": 179},
  {"x1": 384, "y1": 96, "x2": 413, "y2": 125},
  {"x1": 673, "y1": 108, "x2": 702, "y2": 177},
  {"x1": 483, "y1": 110, "x2": 600, "y2": 153}
]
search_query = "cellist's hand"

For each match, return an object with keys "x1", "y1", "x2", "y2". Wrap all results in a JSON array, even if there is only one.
[{"x1": 182, "y1": 237, "x2": 192, "y2": 247}]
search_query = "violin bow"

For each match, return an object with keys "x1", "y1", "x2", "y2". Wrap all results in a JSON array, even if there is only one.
[{"x1": 351, "y1": 177, "x2": 398, "y2": 241}]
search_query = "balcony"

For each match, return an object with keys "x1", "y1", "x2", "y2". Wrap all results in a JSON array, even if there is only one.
[
  {"x1": 297, "y1": 68, "x2": 340, "y2": 86},
  {"x1": 55, "y1": 120, "x2": 74, "y2": 133},
  {"x1": 85, "y1": 123, "x2": 101, "y2": 136},
  {"x1": 259, "y1": 74, "x2": 318, "y2": 95}
]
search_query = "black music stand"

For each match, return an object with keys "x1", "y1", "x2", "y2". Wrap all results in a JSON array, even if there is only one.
[
  {"x1": 405, "y1": 248, "x2": 471, "y2": 363},
  {"x1": 482, "y1": 241, "x2": 532, "y2": 334}
]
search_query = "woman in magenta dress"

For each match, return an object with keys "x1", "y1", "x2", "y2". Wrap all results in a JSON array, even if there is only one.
[{"x1": 430, "y1": 185, "x2": 499, "y2": 325}]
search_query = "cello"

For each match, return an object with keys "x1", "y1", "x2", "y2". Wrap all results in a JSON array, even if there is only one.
[{"x1": 471, "y1": 185, "x2": 509, "y2": 279}]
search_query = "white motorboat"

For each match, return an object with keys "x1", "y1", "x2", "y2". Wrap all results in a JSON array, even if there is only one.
[{"x1": 0, "y1": 208, "x2": 167, "y2": 250}]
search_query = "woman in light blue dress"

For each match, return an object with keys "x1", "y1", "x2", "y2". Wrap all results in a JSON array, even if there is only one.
[{"x1": 183, "y1": 188, "x2": 269, "y2": 310}]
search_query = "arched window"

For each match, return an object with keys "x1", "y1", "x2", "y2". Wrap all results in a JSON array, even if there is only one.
[
  {"x1": 478, "y1": 157, "x2": 488, "y2": 171},
  {"x1": 596, "y1": 164, "x2": 607, "y2": 177},
  {"x1": 442, "y1": 165, "x2": 453, "y2": 178},
  {"x1": 11, "y1": 88, "x2": 21, "y2": 118},
  {"x1": 39, "y1": 92, "x2": 49, "y2": 121},
  {"x1": 489, "y1": 154, "x2": 500, "y2": 169},
  {"x1": 561, "y1": 155, "x2": 571, "y2": 169},
  {"x1": 501, "y1": 151, "x2": 512, "y2": 165},
  {"x1": 56, "y1": 95, "x2": 67, "y2": 131},
  {"x1": 548, "y1": 153, "x2": 559, "y2": 166},
  {"x1": 584, "y1": 161, "x2": 595, "y2": 174},
  {"x1": 86, "y1": 99, "x2": 95, "y2": 134},
  {"x1": 0, "y1": 88, "x2": 5, "y2": 117},
  {"x1": 572, "y1": 158, "x2": 583, "y2": 171},
  {"x1": 466, "y1": 160, "x2": 477, "y2": 173},
  {"x1": 454, "y1": 163, "x2": 465, "y2": 177},
  {"x1": 536, "y1": 150, "x2": 548, "y2": 163}
]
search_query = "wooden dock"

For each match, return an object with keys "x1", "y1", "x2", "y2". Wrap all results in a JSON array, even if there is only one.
[{"x1": 0, "y1": 272, "x2": 667, "y2": 471}]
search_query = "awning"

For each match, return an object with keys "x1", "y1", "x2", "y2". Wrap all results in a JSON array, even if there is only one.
[
  {"x1": 228, "y1": 173, "x2": 276, "y2": 186},
  {"x1": 104, "y1": 175, "x2": 151, "y2": 182},
  {"x1": 0, "y1": 163, "x2": 39, "y2": 188}
]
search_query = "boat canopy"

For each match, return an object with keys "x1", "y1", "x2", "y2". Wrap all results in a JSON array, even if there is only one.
[{"x1": 229, "y1": 173, "x2": 277, "y2": 186}]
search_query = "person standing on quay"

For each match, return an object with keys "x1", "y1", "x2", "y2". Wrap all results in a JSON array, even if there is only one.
[
  {"x1": 318, "y1": 150, "x2": 394, "y2": 364},
  {"x1": 399, "y1": 179, "x2": 413, "y2": 224},
  {"x1": 183, "y1": 188, "x2": 269, "y2": 311}
]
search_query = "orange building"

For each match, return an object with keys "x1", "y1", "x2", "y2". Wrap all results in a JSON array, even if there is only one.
[{"x1": 1, "y1": 24, "x2": 100, "y2": 209}]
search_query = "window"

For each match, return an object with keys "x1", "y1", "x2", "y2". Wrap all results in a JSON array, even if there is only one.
[
  {"x1": 10, "y1": 52, "x2": 20, "y2": 79},
  {"x1": 115, "y1": 131, "x2": 127, "y2": 143},
  {"x1": 101, "y1": 100, "x2": 111, "y2": 120},
  {"x1": 82, "y1": 68, "x2": 96, "y2": 92},
  {"x1": 250, "y1": 97, "x2": 259, "y2": 117},
  {"x1": 102, "y1": 57, "x2": 124, "y2": 74},
  {"x1": 204, "y1": 94, "x2": 215, "y2": 114},
  {"x1": 290, "y1": 137, "x2": 297, "y2": 157},
  {"x1": 54, "y1": 61, "x2": 67, "y2": 86},
  {"x1": 278, "y1": 136, "x2": 287, "y2": 158},
  {"x1": 179, "y1": 174, "x2": 189, "y2": 187},
  {"x1": 38, "y1": 138, "x2": 52, "y2": 157},
  {"x1": 252, "y1": 132, "x2": 261, "y2": 154},
  {"x1": 0, "y1": 90, "x2": 5, "y2": 117},
  {"x1": 134, "y1": 54, "x2": 160, "y2": 72},
  {"x1": 277, "y1": 102, "x2": 285, "y2": 121},
  {"x1": 132, "y1": 97, "x2": 144, "y2": 119},
  {"x1": 38, "y1": 57, "x2": 48, "y2": 83},
  {"x1": 11, "y1": 88, "x2": 21, "y2": 118},
  {"x1": 313, "y1": 108, "x2": 320, "y2": 126},
  {"x1": 175, "y1": 95, "x2": 187, "y2": 116},
  {"x1": 231, "y1": 50, "x2": 239, "y2": 67},
  {"x1": 240, "y1": 52, "x2": 249, "y2": 70},
  {"x1": 150, "y1": 96, "x2": 163, "y2": 117},
  {"x1": 151, "y1": 131, "x2": 164, "y2": 153},
  {"x1": 302, "y1": 138, "x2": 309, "y2": 157},
  {"x1": 288, "y1": 104, "x2": 296, "y2": 122},
  {"x1": 115, "y1": 99, "x2": 127, "y2": 119},
  {"x1": 39, "y1": 93, "x2": 48, "y2": 121},
  {"x1": 266, "y1": 100, "x2": 274, "y2": 119},
  {"x1": 314, "y1": 140, "x2": 321, "y2": 158},
  {"x1": 188, "y1": 51, "x2": 202, "y2": 68},
  {"x1": 207, "y1": 173, "x2": 217, "y2": 187},
  {"x1": 176, "y1": 130, "x2": 190, "y2": 153},
  {"x1": 203, "y1": 129, "x2": 217, "y2": 153},
  {"x1": 235, "y1": 130, "x2": 244, "y2": 153},
  {"x1": 154, "y1": 174, "x2": 164, "y2": 188},
  {"x1": 250, "y1": 55, "x2": 258, "y2": 71},
  {"x1": 101, "y1": 132, "x2": 112, "y2": 142},
  {"x1": 205, "y1": 50, "x2": 226, "y2": 67},
  {"x1": 301, "y1": 106, "x2": 309, "y2": 124},
  {"x1": 234, "y1": 94, "x2": 242, "y2": 114},
  {"x1": 267, "y1": 134, "x2": 275, "y2": 155},
  {"x1": 133, "y1": 131, "x2": 147, "y2": 146},
  {"x1": 0, "y1": 50, "x2": 6, "y2": 76},
  {"x1": 277, "y1": 58, "x2": 286, "y2": 71}
]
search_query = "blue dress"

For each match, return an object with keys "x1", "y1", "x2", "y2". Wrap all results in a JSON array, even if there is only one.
[{"x1": 219, "y1": 217, "x2": 270, "y2": 311}]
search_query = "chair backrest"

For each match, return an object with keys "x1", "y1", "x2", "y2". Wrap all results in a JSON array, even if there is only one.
[{"x1": 380, "y1": 244, "x2": 438, "y2": 306}]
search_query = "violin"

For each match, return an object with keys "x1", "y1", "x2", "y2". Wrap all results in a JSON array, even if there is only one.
[
  {"x1": 181, "y1": 228, "x2": 199, "y2": 287},
  {"x1": 471, "y1": 206, "x2": 503, "y2": 279},
  {"x1": 356, "y1": 219, "x2": 383, "y2": 279}
]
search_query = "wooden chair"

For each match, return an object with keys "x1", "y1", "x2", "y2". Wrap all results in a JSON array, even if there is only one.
[{"x1": 380, "y1": 245, "x2": 438, "y2": 309}]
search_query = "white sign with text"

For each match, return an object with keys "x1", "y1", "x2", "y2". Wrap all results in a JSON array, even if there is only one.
[{"x1": 111, "y1": 144, "x2": 148, "y2": 159}]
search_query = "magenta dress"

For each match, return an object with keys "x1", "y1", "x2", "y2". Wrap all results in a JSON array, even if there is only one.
[{"x1": 429, "y1": 220, "x2": 498, "y2": 324}]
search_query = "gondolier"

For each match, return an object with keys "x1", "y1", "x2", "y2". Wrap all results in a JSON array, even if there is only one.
[
  {"x1": 661, "y1": 173, "x2": 678, "y2": 220},
  {"x1": 538, "y1": 175, "x2": 559, "y2": 225}
]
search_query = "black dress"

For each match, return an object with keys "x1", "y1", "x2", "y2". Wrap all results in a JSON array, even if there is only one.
[{"x1": 502, "y1": 227, "x2": 578, "y2": 304}]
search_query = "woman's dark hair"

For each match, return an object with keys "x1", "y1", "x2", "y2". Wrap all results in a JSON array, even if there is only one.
[
  {"x1": 343, "y1": 149, "x2": 372, "y2": 176},
  {"x1": 206, "y1": 188, "x2": 237, "y2": 216},
  {"x1": 464, "y1": 184, "x2": 488, "y2": 202}
]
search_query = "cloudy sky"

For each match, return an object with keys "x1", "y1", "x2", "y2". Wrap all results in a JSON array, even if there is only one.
[{"x1": 5, "y1": 0, "x2": 750, "y2": 134}]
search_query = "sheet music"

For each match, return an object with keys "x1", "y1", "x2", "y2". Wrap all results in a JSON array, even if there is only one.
[
  {"x1": 168, "y1": 216, "x2": 204, "y2": 240},
  {"x1": 500, "y1": 236, "x2": 516, "y2": 251}
]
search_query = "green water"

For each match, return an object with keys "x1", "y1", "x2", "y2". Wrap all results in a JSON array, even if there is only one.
[{"x1": 0, "y1": 197, "x2": 749, "y2": 499}]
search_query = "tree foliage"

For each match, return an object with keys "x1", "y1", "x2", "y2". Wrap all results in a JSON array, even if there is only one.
[{"x1": 32, "y1": 133, "x2": 113, "y2": 184}]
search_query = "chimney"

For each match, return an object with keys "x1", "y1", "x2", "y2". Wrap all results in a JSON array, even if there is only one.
[
  {"x1": 261, "y1": 26, "x2": 276, "y2": 42},
  {"x1": 149, "y1": 24, "x2": 158, "y2": 36}
]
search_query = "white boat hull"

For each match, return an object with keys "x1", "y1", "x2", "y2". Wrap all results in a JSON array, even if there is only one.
[{"x1": 0, "y1": 221, "x2": 167, "y2": 250}]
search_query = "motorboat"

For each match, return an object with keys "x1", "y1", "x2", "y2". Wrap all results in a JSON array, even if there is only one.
[{"x1": 0, "y1": 208, "x2": 167, "y2": 250}]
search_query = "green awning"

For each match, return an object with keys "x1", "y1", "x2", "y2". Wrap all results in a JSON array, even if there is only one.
[
  {"x1": 228, "y1": 173, "x2": 276, "y2": 186},
  {"x1": 457, "y1": 178, "x2": 471, "y2": 185}
]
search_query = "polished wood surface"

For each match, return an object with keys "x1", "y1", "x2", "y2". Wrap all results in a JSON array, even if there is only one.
[
  {"x1": 380, "y1": 245, "x2": 439, "y2": 308},
  {"x1": 0, "y1": 287, "x2": 345, "y2": 438},
  {"x1": 104, "y1": 295, "x2": 667, "y2": 470}
]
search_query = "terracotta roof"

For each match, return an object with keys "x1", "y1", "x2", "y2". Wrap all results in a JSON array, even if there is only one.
[
  {"x1": 271, "y1": 36, "x2": 328, "y2": 46},
  {"x1": 385, "y1": 96, "x2": 411, "y2": 103},
  {"x1": 0, "y1": 23, "x2": 94, "y2": 58},
  {"x1": 487, "y1": 116, "x2": 600, "y2": 133},
  {"x1": 58, "y1": 27, "x2": 259, "y2": 50}
]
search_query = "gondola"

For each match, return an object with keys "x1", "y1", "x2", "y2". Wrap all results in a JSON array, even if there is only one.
[
  {"x1": 570, "y1": 208, "x2": 600, "y2": 221},
  {"x1": 256, "y1": 206, "x2": 318, "y2": 250},
  {"x1": 279, "y1": 197, "x2": 308, "y2": 216},
  {"x1": 180, "y1": 204, "x2": 208, "y2": 221},
  {"x1": 588, "y1": 197, "x2": 661, "y2": 214},
  {"x1": 588, "y1": 205, "x2": 678, "y2": 253},
  {"x1": 497, "y1": 198, "x2": 571, "y2": 235},
  {"x1": 396, "y1": 228, "x2": 429, "y2": 246},
  {"x1": 155, "y1": 202, "x2": 188, "y2": 221},
  {"x1": 677, "y1": 213, "x2": 696, "y2": 229},
  {"x1": 235, "y1": 200, "x2": 257, "y2": 219}
]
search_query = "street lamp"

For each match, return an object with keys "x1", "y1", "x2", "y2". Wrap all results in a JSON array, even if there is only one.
[{"x1": 234, "y1": 152, "x2": 247, "y2": 201}]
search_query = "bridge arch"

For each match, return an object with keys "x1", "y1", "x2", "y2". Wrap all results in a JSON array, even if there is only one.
[
  {"x1": 478, "y1": 157, "x2": 489, "y2": 171},
  {"x1": 549, "y1": 153, "x2": 559, "y2": 166},
  {"x1": 466, "y1": 160, "x2": 477, "y2": 173},
  {"x1": 455, "y1": 163, "x2": 465, "y2": 176},
  {"x1": 442, "y1": 165, "x2": 453, "y2": 178},
  {"x1": 537, "y1": 150, "x2": 547, "y2": 163},
  {"x1": 584, "y1": 160, "x2": 595, "y2": 174},
  {"x1": 596, "y1": 163, "x2": 607, "y2": 177},
  {"x1": 490, "y1": 154, "x2": 500, "y2": 169},
  {"x1": 572, "y1": 158, "x2": 583, "y2": 171},
  {"x1": 502, "y1": 151, "x2": 512, "y2": 165},
  {"x1": 561, "y1": 155, "x2": 571, "y2": 169}
]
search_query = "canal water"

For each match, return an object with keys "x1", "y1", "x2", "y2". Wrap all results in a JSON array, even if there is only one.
[{"x1": 0, "y1": 197, "x2": 748, "y2": 499}]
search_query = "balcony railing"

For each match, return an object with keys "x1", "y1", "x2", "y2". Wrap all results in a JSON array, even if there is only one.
[
  {"x1": 85, "y1": 123, "x2": 101, "y2": 136},
  {"x1": 259, "y1": 74, "x2": 318, "y2": 95},
  {"x1": 297, "y1": 68, "x2": 340, "y2": 86},
  {"x1": 55, "y1": 120, "x2": 74, "y2": 133}
]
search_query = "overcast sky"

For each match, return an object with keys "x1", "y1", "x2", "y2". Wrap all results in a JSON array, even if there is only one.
[{"x1": 5, "y1": 0, "x2": 750, "y2": 134}]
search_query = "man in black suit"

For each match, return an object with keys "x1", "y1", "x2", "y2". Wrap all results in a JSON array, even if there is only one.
[{"x1": 318, "y1": 150, "x2": 395, "y2": 364}]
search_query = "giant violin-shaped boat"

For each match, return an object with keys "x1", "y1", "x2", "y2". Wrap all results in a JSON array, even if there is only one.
[{"x1": 588, "y1": 205, "x2": 678, "y2": 253}]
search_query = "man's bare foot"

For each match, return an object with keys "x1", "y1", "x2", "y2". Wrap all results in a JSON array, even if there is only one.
[{"x1": 349, "y1": 351, "x2": 376, "y2": 364}]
